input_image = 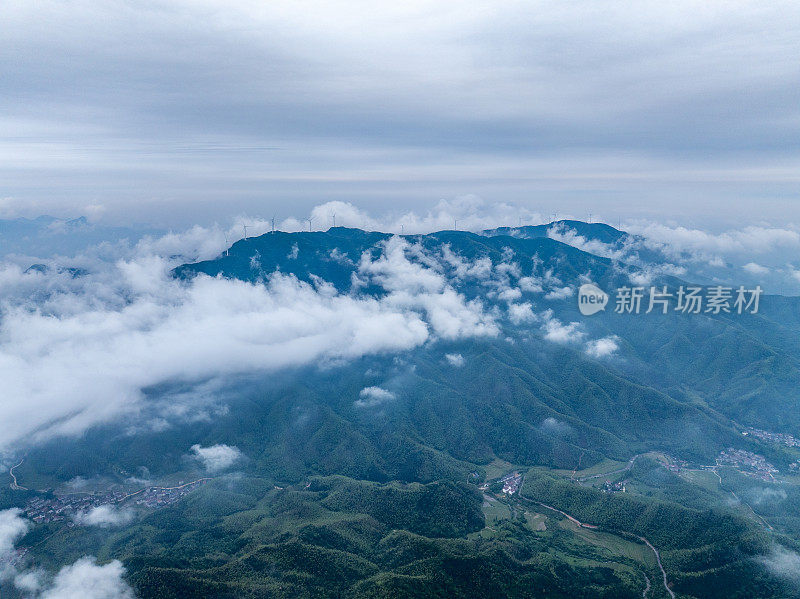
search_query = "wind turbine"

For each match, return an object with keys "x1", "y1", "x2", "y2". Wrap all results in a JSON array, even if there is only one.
[
  {"x1": 331, "y1": 212, "x2": 336, "y2": 228},
  {"x1": 306, "y1": 217, "x2": 314, "y2": 232},
  {"x1": 243, "y1": 224, "x2": 248, "y2": 239},
  {"x1": 224, "y1": 232, "x2": 230, "y2": 256},
  {"x1": 271, "y1": 216, "x2": 276, "y2": 233}
]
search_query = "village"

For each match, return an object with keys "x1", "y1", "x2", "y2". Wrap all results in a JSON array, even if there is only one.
[
  {"x1": 742, "y1": 427, "x2": 800, "y2": 448},
  {"x1": 479, "y1": 471, "x2": 523, "y2": 496},
  {"x1": 717, "y1": 448, "x2": 779, "y2": 481},
  {"x1": 23, "y1": 479, "x2": 209, "y2": 524}
]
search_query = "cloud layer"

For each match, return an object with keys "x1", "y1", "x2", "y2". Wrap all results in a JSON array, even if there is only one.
[
  {"x1": 191, "y1": 444, "x2": 242, "y2": 473},
  {"x1": 39, "y1": 557, "x2": 135, "y2": 599},
  {"x1": 0, "y1": 234, "x2": 504, "y2": 450},
  {"x1": 354, "y1": 386, "x2": 397, "y2": 408},
  {"x1": 2, "y1": 1, "x2": 799, "y2": 224},
  {"x1": 0, "y1": 509, "x2": 135, "y2": 598},
  {"x1": 3, "y1": 207, "x2": 796, "y2": 455},
  {"x1": 74, "y1": 505, "x2": 135, "y2": 528}
]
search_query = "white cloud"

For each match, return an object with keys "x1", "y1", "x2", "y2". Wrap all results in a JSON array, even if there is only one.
[
  {"x1": 544, "y1": 286, "x2": 573, "y2": 300},
  {"x1": 518, "y1": 276, "x2": 544, "y2": 293},
  {"x1": 625, "y1": 262, "x2": 687, "y2": 286},
  {"x1": 300, "y1": 198, "x2": 545, "y2": 235},
  {"x1": 328, "y1": 248, "x2": 353, "y2": 265},
  {"x1": 547, "y1": 224, "x2": 626, "y2": 260},
  {"x1": 74, "y1": 505, "x2": 135, "y2": 528},
  {"x1": 441, "y1": 245, "x2": 490, "y2": 280},
  {"x1": 0, "y1": 231, "x2": 505, "y2": 449},
  {"x1": 745, "y1": 486, "x2": 787, "y2": 505},
  {"x1": 540, "y1": 309, "x2": 584, "y2": 344},
  {"x1": 357, "y1": 237, "x2": 499, "y2": 340},
  {"x1": 585, "y1": 336, "x2": 620, "y2": 358},
  {"x1": 626, "y1": 270, "x2": 650, "y2": 286},
  {"x1": 40, "y1": 557, "x2": 135, "y2": 599},
  {"x1": 134, "y1": 225, "x2": 231, "y2": 264},
  {"x1": 14, "y1": 569, "x2": 44, "y2": 594},
  {"x1": 358, "y1": 236, "x2": 444, "y2": 294},
  {"x1": 1, "y1": 510, "x2": 134, "y2": 599},
  {"x1": 496, "y1": 287, "x2": 523, "y2": 302},
  {"x1": 191, "y1": 444, "x2": 242, "y2": 473},
  {"x1": 508, "y1": 302, "x2": 537, "y2": 324},
  {"x1": 743, "y1": 262, "x2": 770, "y2": 275},
  {"x1": 439, "y1": 242, "x2": 534, "y2": 308},
  {"x1": 627, "y1": 222, "x2": 800, "y2": 258},
  {"x1": 354, "y1": 386, "x2": 396, "y2": 408},
  {"x1": 539, "y1": 417, "x2": 572, "y2": 437},
  {"x1": 445, "y1": 353, "x2": 464, "y2": 367},
  {"x1": 761, "y1": 545, "x2": 800, "y2": 584},
  {"x1": 0, "y1": 508, "x2": 28, "y2": 558}
]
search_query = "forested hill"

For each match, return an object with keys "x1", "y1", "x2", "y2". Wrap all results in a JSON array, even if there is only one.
[
  {"x1": 174, "y1": 223, "x2": 800, "y2": 438},
  {"x1": 174, "y1": 225, "x2": 620, "y2": 294}
]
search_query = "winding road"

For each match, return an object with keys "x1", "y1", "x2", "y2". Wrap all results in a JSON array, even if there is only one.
[
  {"x1": 9, "y1": 457, "x2": 28, "y2": 490},
  {"x1": 520, "y1": 472, "x2": 674, "y2": 599},
  {"x1": 636, "y1": 534, "x2": 675, "y2": 599},
  {"x1": 642, "y1": 572, "x2": 651, "y2": 598},
  {"x1": 706, "y1": 467, "x2": 774, "y2": 532}
]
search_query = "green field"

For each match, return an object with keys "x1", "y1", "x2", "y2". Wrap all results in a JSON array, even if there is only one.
[
  {"x1": 483, "y1": 458, "x2": 518, "y2": 480},
  {"x1": 523, "y1": 510, "x2": 547, "y2": 531},
  {"x1": 555, "y1": 457, "x2": 628, "y2": 479}
]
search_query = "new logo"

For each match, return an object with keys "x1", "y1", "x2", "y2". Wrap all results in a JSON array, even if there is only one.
[{"x1": 578, "y1": 283, "x2": 608, "y2": 316}]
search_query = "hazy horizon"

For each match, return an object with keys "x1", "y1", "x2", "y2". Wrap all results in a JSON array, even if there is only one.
[{"x1": 2, "y1": 1, "x2": 799, "y2": 229}]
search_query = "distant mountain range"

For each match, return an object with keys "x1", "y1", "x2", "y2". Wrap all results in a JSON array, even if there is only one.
[{"x1": 0, "y1": 215, "x2": 162, "y2": 257}]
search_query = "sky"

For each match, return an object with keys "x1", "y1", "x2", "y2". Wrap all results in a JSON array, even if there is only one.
[{"x1": 2, "y1": 0, "x2": 799, "y2": 228}]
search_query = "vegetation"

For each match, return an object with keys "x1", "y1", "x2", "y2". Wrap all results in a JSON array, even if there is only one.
[{"x1": 9, "y1": 226, "x2": 800, "y2": 597}]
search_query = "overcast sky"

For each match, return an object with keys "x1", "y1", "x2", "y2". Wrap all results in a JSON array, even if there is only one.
[{"x1": 1, "y1": 0, "x2": 799, "y2": 228}]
